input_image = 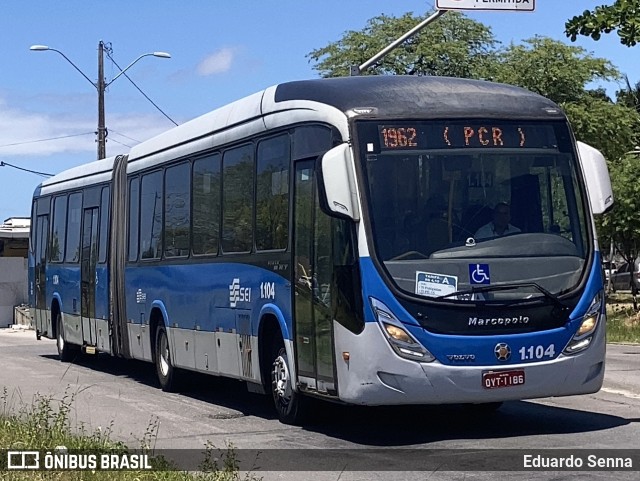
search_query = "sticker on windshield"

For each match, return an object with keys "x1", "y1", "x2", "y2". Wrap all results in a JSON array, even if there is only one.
[
  {"x1": 469, "y1": 264, "x2": 491, "y2": 285},
  {"x1": 416, "y1": 272, "x2": 458, "y2": 298}
]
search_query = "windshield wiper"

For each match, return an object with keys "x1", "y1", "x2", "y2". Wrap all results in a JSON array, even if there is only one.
[{"x1": 436, "y1": 282, "x2": 569, "y2": 310}]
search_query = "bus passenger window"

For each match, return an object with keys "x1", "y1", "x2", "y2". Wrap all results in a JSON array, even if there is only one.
[
  {"x1": 128, "y1": 178, "x2": 140, "y2": 262},
  {"x1": 65, "y1": 193, "x2": 82, "y2": 263},
  {"x1": 98, "y1": 187, "x2": 110, "y2": 264},
  {"x1": 51, "y1": 195, "x2": 68, "y2": 263},
  {"x1": 257, "y1": 135, "x2": 289, "y2": 251},
  {"x1": 164, "y1": 163, "x2": 191, "y2": 258},
  {"x1": 292, "y1": 126, "x2": 332, "y2": 160},
  {"x1": 140, "y1": 171, "x2": 163, "y2": 260},
  {"x1": 222, "y1": 144, "x2": 254, "y2": 253},
  {"x1": 193, "y1": 154, "x2": 221, "y2": 255}
]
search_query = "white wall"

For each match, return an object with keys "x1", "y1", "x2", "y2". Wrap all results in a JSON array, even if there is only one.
[{"x1": 0, "y1": 257, "x2": 28, "y2": 326}]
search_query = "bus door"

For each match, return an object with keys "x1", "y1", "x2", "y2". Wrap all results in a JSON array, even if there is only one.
[
  {"x1": 80, "y1": 207, "x2": 99, "y2": 345},
  {"x1": 292, "y1": 160, "x2": 337, "y2": 395},
  {"x1": 34, "y1": 214, "x2": 49, "y2": 334}
]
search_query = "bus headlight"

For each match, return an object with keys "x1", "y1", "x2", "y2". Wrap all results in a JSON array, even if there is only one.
[
  {"x1": 563, "y1": 292, "x2": 603, "y2": 355},
  {"x1": 370, "y1": 298, "x2": 435, "y2": 362}
]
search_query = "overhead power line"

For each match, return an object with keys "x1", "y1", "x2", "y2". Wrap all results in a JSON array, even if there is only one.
[
  {"x1": 109, "y1": 129, "x2": 141, "y2": 144},
  {"x1": 106, "y1": 51, "x2": 179, "y2": 127},
  {"x1": 108, "y1": 137, "x2": 134, "y2": 149},
  {"x1": 0, "y1": 161, "x2": 53, "y2": 177},
  {"x1": 0, "y1": 132, "x2": 94, "y2": 149}
]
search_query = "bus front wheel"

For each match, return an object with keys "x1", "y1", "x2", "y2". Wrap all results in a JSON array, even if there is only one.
[
  {"x1": 271, "y1": 342, "x2": 307, "y2": 425},
  {"x1": 155, "y1": 327, "x2": 179, "y2": 392}
]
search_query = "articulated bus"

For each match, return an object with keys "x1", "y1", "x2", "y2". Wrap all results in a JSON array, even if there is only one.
[{"x1": 29, "y1": 76, "x2": 613, "y2": 424}]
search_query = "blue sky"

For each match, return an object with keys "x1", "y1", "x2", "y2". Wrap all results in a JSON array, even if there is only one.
[{"x1": 0, "y1": 1, "x2": 636, "y2": 222}]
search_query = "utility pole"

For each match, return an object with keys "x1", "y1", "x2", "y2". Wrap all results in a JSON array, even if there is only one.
[
  {"x1": 97, "y1": 41, "x2": 107, "y2": 159},
  {"x1": 30, "y1": 42, "x2": 171, "y2": 160}
]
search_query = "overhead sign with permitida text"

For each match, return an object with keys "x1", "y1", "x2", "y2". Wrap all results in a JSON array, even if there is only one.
[{"x1": 436, "y1": 0, "x2": 535, "y2": 11}]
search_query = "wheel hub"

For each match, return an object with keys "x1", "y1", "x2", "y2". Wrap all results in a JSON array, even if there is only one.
[{"x1": 273, "y1": 354, "x2": 291, "y2": 401}]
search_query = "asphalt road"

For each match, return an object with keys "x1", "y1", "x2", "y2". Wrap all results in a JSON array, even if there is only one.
[{"x1": 1, "y1": 327, "x2": 638, "y2": 480}]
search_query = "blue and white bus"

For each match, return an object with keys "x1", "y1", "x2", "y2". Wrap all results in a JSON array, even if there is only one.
[{"x1": 29, "y1": 76, "x2": 613, "y2": 424}]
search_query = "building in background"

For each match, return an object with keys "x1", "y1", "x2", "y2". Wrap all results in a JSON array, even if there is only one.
[{"x1": 0, "y1": 217, "x2": 29, "y2": 327}]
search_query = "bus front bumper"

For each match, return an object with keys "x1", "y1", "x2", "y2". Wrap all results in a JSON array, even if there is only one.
[{"x1": 332, "y1": 322, "x2": 605, "y2": 406}]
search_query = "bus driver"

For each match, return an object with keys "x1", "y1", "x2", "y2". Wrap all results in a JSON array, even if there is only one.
[{"x1": 474, "y1": 202, "x2": 521, "y2": 239}]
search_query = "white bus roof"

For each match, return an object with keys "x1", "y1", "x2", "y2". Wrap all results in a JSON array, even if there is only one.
[{"x1": 36, "y1": 76, "x2": 565, "y2": 194}]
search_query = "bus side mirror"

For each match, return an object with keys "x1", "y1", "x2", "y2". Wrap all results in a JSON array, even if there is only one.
[
  {"x1": 318, "y1": 144, "x2": 360, "y2": 221},
  {"x1": 577, "y1": 141, "x2": 614, "y2": 215}
]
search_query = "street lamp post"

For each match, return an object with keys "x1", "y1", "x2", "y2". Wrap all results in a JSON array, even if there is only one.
[{"x1": 30, "y1": 40, "x2": 171, "y2": 159}]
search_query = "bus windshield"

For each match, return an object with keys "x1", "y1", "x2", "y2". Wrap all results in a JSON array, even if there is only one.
[{"x1": 356, "y1": 120, "x2": 590, "y2": 303}]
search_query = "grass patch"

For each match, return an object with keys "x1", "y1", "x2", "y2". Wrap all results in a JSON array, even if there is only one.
[
  {"x1": 606, "y1": 292, "x2": 640, "y2": 343},
  {"x1": 0, "y1": 387, "x2": 262, "y2": 481}
]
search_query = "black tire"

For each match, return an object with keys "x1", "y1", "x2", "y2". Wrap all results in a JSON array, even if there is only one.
[
  {"x1": 155, "y1": 326, "x2": 180, "y2": 392},
  {"x1": 56, "y1": 312, "x2": 76, "y2": 362},
  {"x1": 271, "y1": 341, "x2": 307, "y2": 425}
]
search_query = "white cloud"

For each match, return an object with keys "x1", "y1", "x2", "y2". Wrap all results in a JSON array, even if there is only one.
[
  {"x1": 196, "y1": 48, "x2": 236, "y2": 76},
  {"x1": 107, "y1": 113, "x2": 172, "y2": 151},
  {"x1": 0, "y1": 97, "x2": 171, "y2": 157}
]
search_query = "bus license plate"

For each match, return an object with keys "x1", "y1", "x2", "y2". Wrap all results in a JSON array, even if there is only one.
[{"x1": 482, "y1": 370, "x2": 525, "y2": 389}]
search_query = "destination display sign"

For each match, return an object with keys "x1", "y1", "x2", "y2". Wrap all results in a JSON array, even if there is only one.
[
  {"x1": 378, "y1": 122, "x2": 558, "y2": 150},
  {"x1": 436, "y1": 0, "x2": 535, "y2": 11}
]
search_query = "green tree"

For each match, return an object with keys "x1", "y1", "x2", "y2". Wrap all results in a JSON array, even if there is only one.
[
  {"x1": 566, "y1": 0, "x2": 640, "y2": 47},
  {"x1": 492, "y1": 36, "x2": 619, "y2": 104},
  {"x1": 597, "y1": 152, "x2": 640, "y2": 295},
  {"x1": 307, "y1": 10, "x2": 498, "y2": 78},
  {"x1": 562, "y1": 97, "x2": 639, "y2": 162},
  {"x1": 598, "y1": 76, "x2": 640, "y2": 289},
  {"x1": 617, "y1": 75, "x2": 640, "y2": 112},
  {"x1": 490, "y1": 36, "x2": 639, "y2": 161}
]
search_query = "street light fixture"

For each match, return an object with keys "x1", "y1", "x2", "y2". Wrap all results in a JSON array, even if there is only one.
[
  {"x1": 107, "y1": 51, "x2": 171, "y2": 86},
  {"x1": 30, "y1": 41, "x2": 171, "y2": 159}
]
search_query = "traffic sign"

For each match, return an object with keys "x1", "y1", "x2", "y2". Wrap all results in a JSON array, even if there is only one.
[{"x1": 436, "y1": 0, "x2": 535, "y2": 11}]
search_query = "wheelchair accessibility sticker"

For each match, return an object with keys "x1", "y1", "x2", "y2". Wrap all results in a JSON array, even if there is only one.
[
  {"x1": 469, "y1": 264, "x2": 490, "y2": 285},
  {"x1": 416, "y1": 272, "x2": 458, "y2": 298}
]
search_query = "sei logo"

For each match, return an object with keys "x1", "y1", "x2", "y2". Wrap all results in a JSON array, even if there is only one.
[{"x1": 229, "y1": 278, "x2": 251, "y2": 308}]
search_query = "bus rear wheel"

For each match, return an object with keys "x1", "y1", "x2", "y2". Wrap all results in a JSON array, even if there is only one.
[
  {"x1": 271, "y1": 342, "x2": 307, "y2": 425},
  {"x1": 56, "y1": 312, "x2": 76, "y2": 362},
  {"x1": 155, "y1": 326, "x2": 180, "y2": 392}
]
